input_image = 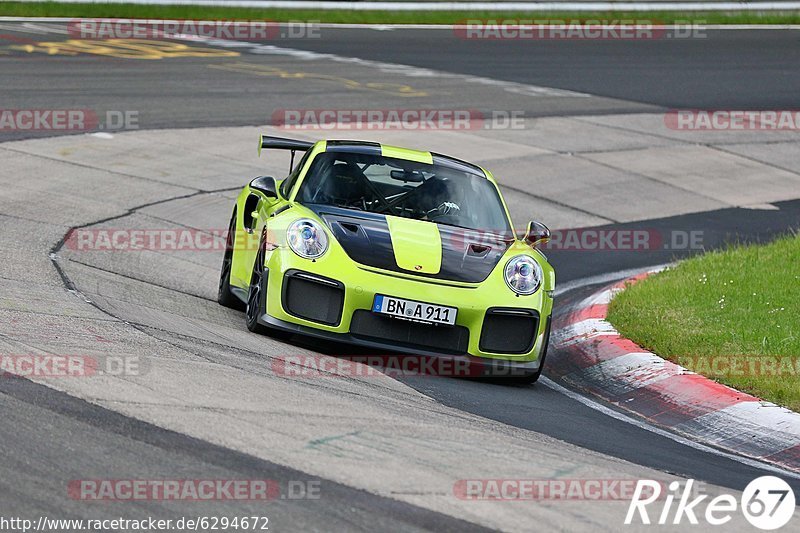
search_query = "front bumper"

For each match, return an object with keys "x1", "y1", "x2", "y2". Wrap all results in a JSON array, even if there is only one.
[{"x1": 260, "y1": 247, "x2": 553, "y2": 367}]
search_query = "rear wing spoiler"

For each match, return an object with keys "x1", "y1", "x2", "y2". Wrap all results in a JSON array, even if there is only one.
[
  {"x1": 258, "y1": 135, "x2": 315, "y2": 170},
  {"x1": 258, "y1": 135, "x2": 314, "y2": 156}
]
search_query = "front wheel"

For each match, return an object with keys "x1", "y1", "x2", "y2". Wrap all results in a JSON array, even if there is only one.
[
  {"x1": 245, "y1": 234, "x2": 293, "y2": 341},
  {"x1": 218, "y1": 210, "x2": 245, "y2": 310},
  {"x1": 246, "y1": 237, "x2": 267, "y2": 333}
]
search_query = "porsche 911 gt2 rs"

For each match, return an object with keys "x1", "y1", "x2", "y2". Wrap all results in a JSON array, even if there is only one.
[{"x1": 218, "y1": 136, "x2": 555, "y2": 382}]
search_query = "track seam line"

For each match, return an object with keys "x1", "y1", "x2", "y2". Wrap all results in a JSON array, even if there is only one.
[
  {"x1": 136, "y1": 210, "x2": 232, "y2": 238},
  {"x1": 708, "y1": 144, "x2": 800, "y2": 179},
  {"x1": 498, "y1": 182, "x2": 619, "y2": 223},
  {"x1": 0, "y1": 210, "x2": 73, "y2": 226},
  {"x1": 0, "y1": 144, "x2": 200, "y2": 191},
  {"x1": 67, "y1": 258, "x2": 215, "y2": 302},
  {"x1": 562, "y1": 115, "x2": 688, "y2": 149},
  {"x1": 131, "y1": 322, "x2": 462, "y2": 404},
  {"x1": 0, "y1": 307, "x2": 118, "y2": 321},
  {"x1": 567, "y1": 117, "x2": 800, "y2": 200},
  {"x1": 572, "y1": 116, "x2": 800, "y2": 151},
  {"x1": 49, "y1": 225, "x2": 449, "y2": 407},
  {"x1": 572, "y1": 152, "x2": 736, "y2": 207},
  {"x1": 569, "y1": 115, "x2": 711, "y2": 146}
]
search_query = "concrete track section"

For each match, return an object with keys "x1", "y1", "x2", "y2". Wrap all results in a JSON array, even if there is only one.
[
  {"x1": 1, "y1": 116, "x2": 799, "y2": 529},
  {"x1": 0, "y1": 376, "x2": 493, "y2": 532},
  {"x1": 2, "y1": 19, "x2": 800, "y2": 530}
]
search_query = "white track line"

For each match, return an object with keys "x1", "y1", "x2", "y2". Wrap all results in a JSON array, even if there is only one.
[
  {"x1": 541, "y1": 376, "x2": 800, "y2": 480},
  {"x1": 2, "y1": 18, "x2": 800, "y2": 29},
  {"x1": 182, "y1": 33, "x2": 590, "y2": 98},
  {"x1": 0, "y1": 18, "x2": 590, "y2": 98},
  {"x1": 550, "y1": 268, "x2": 800, "y2": 479},
  {"x1": 553, "y1": 263, "x2": 670, "y2": 297},
  {"x1": 7, "y1": 0, "x2": 800, "y2": 12}
]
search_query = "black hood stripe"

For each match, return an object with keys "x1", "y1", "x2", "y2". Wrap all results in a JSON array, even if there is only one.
[{"x1": 310, "y1": 205, "x2": 509, "y2": 283}]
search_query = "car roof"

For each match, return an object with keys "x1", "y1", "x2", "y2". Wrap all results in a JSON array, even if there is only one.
[{"x1": 322, "y1": 140, "x2": 488, "y2": 178}]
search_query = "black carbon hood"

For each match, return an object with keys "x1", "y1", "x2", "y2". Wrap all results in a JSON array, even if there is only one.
[{"x1": 308, "y1": 205, "x2": 511, "y2": 283}]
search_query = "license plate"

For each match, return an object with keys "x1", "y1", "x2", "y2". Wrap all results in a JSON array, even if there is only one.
[{"x1": 372, "y1": 295, "x2": 457, "y2": 326}]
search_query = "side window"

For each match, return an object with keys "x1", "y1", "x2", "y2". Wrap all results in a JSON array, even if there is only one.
[
  {"x1": 280, "y1": 150, "x2": 313, "y2": 199},
  {"x1": 242, "y1": 193, "x2": 260, "y2": 231}
]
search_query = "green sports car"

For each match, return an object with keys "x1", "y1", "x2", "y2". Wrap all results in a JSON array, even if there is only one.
[{"x1": 218, "y1": 136, "x2": 555, "y2": 382}]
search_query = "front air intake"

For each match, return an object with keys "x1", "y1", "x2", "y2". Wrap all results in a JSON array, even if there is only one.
[
  {"x1": 479, "y1": 308, "x2": 539, "y2": 354},
  {"x1": 282, "y1": 270, "x2": 344, "y2": 326}
]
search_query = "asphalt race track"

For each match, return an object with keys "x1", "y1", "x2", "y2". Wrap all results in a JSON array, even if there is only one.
[
  {"x1": 285, "y1": 27, "x2": 800, "y2": 110},
  {"x1": 1, "y1": 21, "x2": 799, "y2": 531},
  {"x1": 3, "y1": 25, "x2": 800, "y2": 137}
]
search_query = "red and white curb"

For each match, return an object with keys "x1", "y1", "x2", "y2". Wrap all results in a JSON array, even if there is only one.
[{"x1": 551, "y1": 270, "x2": 800, "y2": 474}]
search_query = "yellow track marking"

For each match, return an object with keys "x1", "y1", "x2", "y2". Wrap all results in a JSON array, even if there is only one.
[
  {"x1": 10, "y1": 39, "x2": 240, "y2": 60},
  {"x1": 208, "y1": 61, "x2": 428, "y2": 97}
]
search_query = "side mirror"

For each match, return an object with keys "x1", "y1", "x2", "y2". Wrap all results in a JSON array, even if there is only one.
[
  {"x1": 250, "y1": 176, "x2": 277, "y2": 198},
  {"x1": 524, "y1": 220, "x2": 550, "y2": 248}
]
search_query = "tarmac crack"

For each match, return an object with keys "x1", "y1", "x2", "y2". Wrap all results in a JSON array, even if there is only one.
[
  {"x1": 708, "y1": 144, "x2": 800, "y2": 179},
  {"x1": 499, "y1": 182, "x2": 618, "y2": 224},
  {"x1": 0, "y1": 144, "x2": 199, "y2": 191},
  {"x1": 572, "y1": 152, "x2": 736, "y2": 208},
  {"x1": 67, "y1": 257, "x2": 214, "y2": 303}
]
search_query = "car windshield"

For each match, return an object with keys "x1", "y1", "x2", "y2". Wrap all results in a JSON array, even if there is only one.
[{"x1": 296, "y1": 151, "x2": 511, "y2": 233}]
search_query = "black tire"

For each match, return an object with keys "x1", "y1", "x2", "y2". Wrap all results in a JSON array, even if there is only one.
[
  {"x1": 246, "y1": 236, "x2": 268, "y2": 333},
  {"x1": 218, "y1": 210, "x2": 245, "y2": 310},
  {"x1": 244, "y1": 236, "x2": 294, "y2": 340},
  {"x1": 506, "y1": 317, "x2": 551, "y2": 385}
]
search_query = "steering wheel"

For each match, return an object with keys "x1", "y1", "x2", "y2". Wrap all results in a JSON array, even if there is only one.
[{"x1": 427, "y1": 213, "x2": 463, "y2": 226}]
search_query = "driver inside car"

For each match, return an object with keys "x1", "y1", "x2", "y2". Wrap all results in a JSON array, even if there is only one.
[
  {"x1": 303, "y1": 158, "x2": 369, "y2": 207},
  {"x1": 300, "y1": 154, "x2": 468, "y2": 227},
  {"x1": 416, "y1": 175, "x2": 464, "y2": 223}
]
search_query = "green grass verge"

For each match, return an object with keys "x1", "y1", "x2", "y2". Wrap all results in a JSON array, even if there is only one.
[
  {"x1": 607, "y1": 233, "x2": 800, "y2": 411},
  {"x1": 1, "y1": 2, "x2": 800, "y2": 25}
]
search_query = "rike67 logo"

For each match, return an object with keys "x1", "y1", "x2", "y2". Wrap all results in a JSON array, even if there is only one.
[{"x1": 626, "y1": 477, "x2": 795, "y2": 530}]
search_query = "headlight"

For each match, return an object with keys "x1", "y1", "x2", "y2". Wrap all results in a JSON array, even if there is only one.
[
  {"x1": 287, "y1": 219, "x2": 328, "y2": 259},
  {"x1": 504, "y1": 255, "x2": 542, "y2": 295}
]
